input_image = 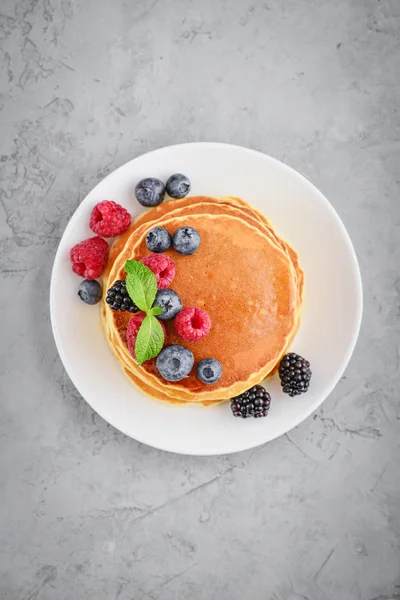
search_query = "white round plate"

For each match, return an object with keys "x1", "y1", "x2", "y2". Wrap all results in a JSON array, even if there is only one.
[{"x1": 51, "y1": 143, "x2": 362, "y2": 455}]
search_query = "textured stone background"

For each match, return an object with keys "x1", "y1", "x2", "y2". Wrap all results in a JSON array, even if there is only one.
[{"x1": 1, "y1": 1, "x2": 400, "y2": 599}]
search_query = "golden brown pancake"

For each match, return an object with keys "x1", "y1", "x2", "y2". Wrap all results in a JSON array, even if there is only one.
[
  {"x1": 108, "y1": 195, "x2": 303, "y2": 306},
  {"x1": 102, "y1": 199, "x2": 303, "y2": 403},
  {"x1": 111, "y1": 196, "x2": 282, "y2": 265},
  {"x1": 103, "y1": 198, "x2": 303, "y2": 403},
  {"x1": 107, "y1": 198, "x2": 302, "y2": 302}
]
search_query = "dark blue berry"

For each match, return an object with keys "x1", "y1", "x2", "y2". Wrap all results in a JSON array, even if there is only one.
[
  {"x1": 153, "y1": 289, "x2": 182, "y2": 320},
  {"x1": 196, "y1": 358, "x2": 222, "y2": 384},
  {"x1": 146, "y1": 226, "x2": 172, "y2": 253},
  {"x1": 172, "y1": 227, "x2": 201, "y2": 255},
  {"x1": 78, "y1": 279, "x2": 102, "y2": 305},
  {"x1": 135, "y1": 177, "x2": 165, "y2": 207},
  {"x1": 156, "y1": 345, "x2": 194, "y2": 381},
  {"x1": 166, "y1": 173, "x2": 191, "y2": 199}
]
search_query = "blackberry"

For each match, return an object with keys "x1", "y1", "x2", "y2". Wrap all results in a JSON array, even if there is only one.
[
  {"x1": 278, "y1": 353, "x2": 311, "y2": 397},
  {"x1": 230, "y1": 385, "x2": 271, "y2": 419},
  {"x1": 105, "y1": 280, "x2": 139, "y2": 313}
]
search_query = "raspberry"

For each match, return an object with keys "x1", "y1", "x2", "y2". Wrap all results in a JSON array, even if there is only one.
[
  {"x1": 141, "y1": 254, "x2": 175, "y2": 289},
  {"x1": 174, "y1": 307, "x2": 211, "y2": 342},
  {"x1": 126, "y1": 313, "x2": 166, "y2": 360},
  {"x1": 89, "y1": 200, "x2": 131, "y2": 237},
  {"x1": 70, "y1": 236, "x2": 109, "y2": 280}
]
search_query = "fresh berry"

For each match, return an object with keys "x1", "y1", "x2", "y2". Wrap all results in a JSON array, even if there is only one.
[
  {"x1": 146, "y1": 226, "x2": 172, "y2": 253},
  {"x1": 153, "y1": 289, "x2": 182, "y2": 320},
  {"x1": 196, "y1": 358, "x2": 222, "y2": 384},
  {"x1": 166, "y1": 173, "x2": 191, "y2": 199},
  {"x1": 135, "y1": 177, "x2": 165, "y2": 207},
  {"x1": 106, "y1": 280, "x2": 139, "y2": 313},
  {"x1": 156, "y1": 344, "x2": 194, "y2": 381},
  {"x1": 78, "y1": 279, "x2": 102, "y2": 305},
  {"x1": 172, "y1": 226, "x2": 201, "y2": 255},
  {"x1": 126, "y1": 312, "x2": 166, "y2": 360},
  {"x1": 278, "y1": 353, "x2": 312, "y2": 396},
  {"x1": 141, "y1": 254, "x2": 175, "y2": 289},
  {"x1": 70, "y1": 236, "x2": 109, "y2": 280},
  {"x1": 89, "y1": 200, "x2": 131, "y2": 237},
  {"x1": 231, "y1": 385, "x2": 271, "y2": 418},
  {"x1": 174, "y1": 307, "x2": 211, "y2": 342},
  {"x1": 126, "y1": 313, "x2": 145, "y2": 358}
]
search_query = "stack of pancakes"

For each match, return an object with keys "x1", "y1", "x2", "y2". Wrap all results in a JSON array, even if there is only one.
[{"x1": 101, "y1": 196, "x2": 304, "y2": 406}]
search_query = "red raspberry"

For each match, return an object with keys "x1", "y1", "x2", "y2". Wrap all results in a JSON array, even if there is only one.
[
  {"x1": 126, "y1": 312, "x2": 166, "y2": 360},
  {"x1": 141, "y1": 254, "x2": 175, "y2": 289},
  {"x1": 89, "y1": 200, "x2": 131, "y2": 237},
  {"x1": 70, "y1": 236, "x2": 109, "y2": 280},
  {"x1": 174, "y1": 307, "x2": 211, "y2": 342}
]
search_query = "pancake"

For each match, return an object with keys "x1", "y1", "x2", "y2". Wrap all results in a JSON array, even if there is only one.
[
  {"x1": 101, "y1": 198, "x2": 302, "y2": 404},
  {"x1": 102, "y1": 201, "x2": 303, "y2": 403},
  {"x1": 123, "y1": 366, "x2": 225, "y2": 407},
  {"x1": 107, "y1": 198, "x2": 302, "y2": 304},
  {"x1": 108, "y1": 195, "x2": 303, "y2": 307},
  {"x1": 103, "y1": 198, "x2": 303, "y2": 402},
  {"x1": 105, "y1": 197, "x2": 303, "y2": 331},
  {"x1": 111, "y1": 196, "x2": 283, "y2": 268}
]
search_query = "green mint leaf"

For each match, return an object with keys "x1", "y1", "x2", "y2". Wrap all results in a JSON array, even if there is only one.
[
  {"x1": 124, "y1": 260, "x2": 157, "y2": 312},
  {"x1": 149, "y1": 306, "x2": 163, "y2": 316},
  {"x1": 134, "y1": 315, "x2": 164, "y2": 365},
  {"x1": 124, "y1": 260, "x2": 137, "y2": 274}
]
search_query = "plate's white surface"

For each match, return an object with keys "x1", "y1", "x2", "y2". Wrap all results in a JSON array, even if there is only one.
[{"x1": 50, "y1": 143, "x2": 362, "y2": 455}]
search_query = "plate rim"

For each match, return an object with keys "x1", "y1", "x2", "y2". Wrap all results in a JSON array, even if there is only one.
[{"x1": 50, "y1": 142, "x2": 363, "y2": 455}]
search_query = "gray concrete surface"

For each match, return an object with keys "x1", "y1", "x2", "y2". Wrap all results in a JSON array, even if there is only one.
[{"x1": 1, "y1": 0, "x2": 400, "y2": 598}]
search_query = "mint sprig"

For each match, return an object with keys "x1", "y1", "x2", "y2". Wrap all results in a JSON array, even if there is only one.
[
  {"x1": 124, "y1": 260, "x2": 164, "y2": 364},
  {"x1": 134, "y1": 315, "x2": 165, "y2": 365},
  {"x1": 125, "y1": 259, "x2": 157, "y2": 312}
]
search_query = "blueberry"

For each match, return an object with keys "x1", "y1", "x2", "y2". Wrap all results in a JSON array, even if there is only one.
[
  {"x1": 78, "y1": 279, "x2": 102, "y2": 305},
  {"x1": 172, "y1": 227, "x2": 201, "y2": 255},
  {"x1": 135, "y1": 177, "x2": 165, "y2": 207},
  {"x1": 156, "y1": 345, "x2": 194, "y2": 381},
  {"x1": 153, "y1": 289, "x2": 182, "y2": 320},
  {"x1": 196, "y1": 358, "x2": 223, "y2": 384},
  {"x1": 166, "y1": 173, "x2": 191, "y2": 199},
  {"x1": 146, "y1": 226, "x2": 172, "y2": 253}
]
